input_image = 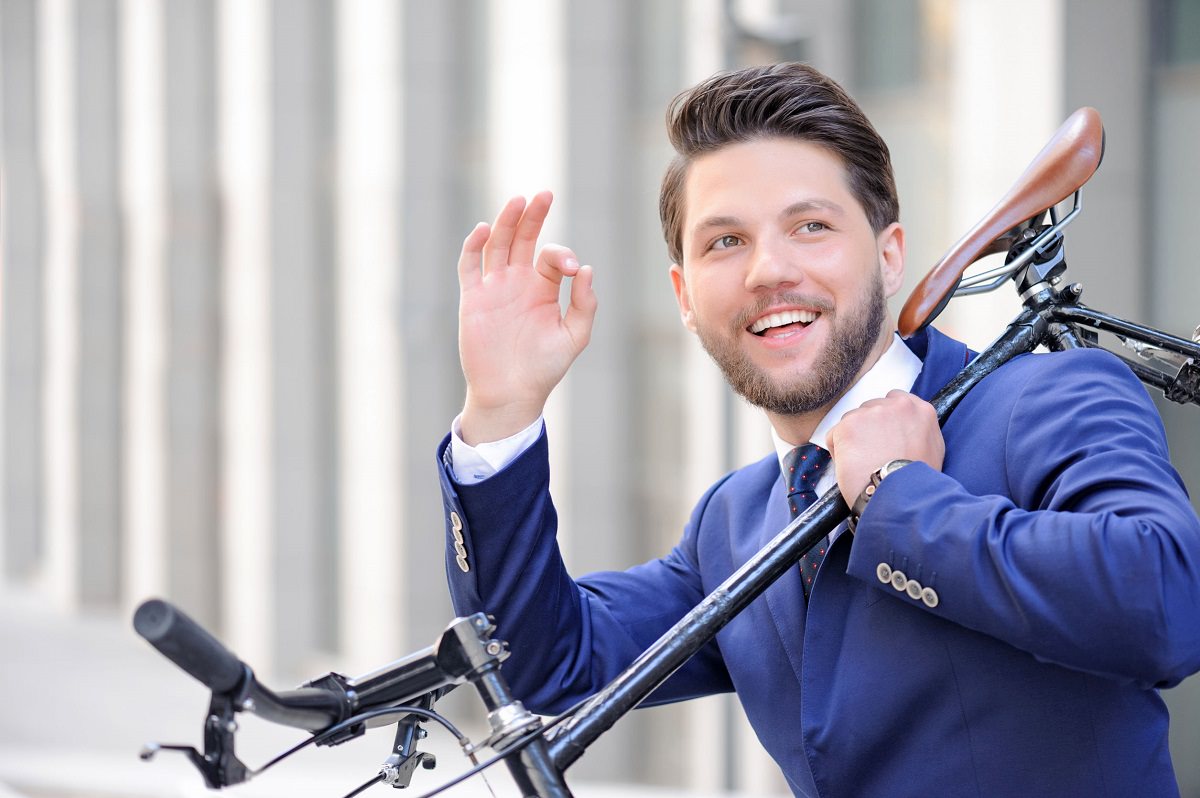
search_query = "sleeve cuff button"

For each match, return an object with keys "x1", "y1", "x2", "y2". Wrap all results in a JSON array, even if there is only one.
[{"x1": 876, "y1": 563, "x2": 892, "y2": 584}]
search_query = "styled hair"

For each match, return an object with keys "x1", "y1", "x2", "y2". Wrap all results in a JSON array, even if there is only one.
[{"x1": 659, "y1": 62, "x2": 899, "y2": 264}]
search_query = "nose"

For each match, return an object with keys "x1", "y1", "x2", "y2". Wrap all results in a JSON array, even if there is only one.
[{"x1": 744, "y1": 236, "x2": 801, "y2": 292}]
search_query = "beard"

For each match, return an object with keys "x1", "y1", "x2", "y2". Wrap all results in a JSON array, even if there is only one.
[{"x1": 694, "y1": 268, "x2": 887, "y2": 416}]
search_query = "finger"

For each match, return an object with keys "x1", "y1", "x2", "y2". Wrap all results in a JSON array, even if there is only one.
[
  {"x1": 824, "y1": 433, "x2": 857, "y2": 506},
  {"x1": 534, "y1": 244, "x2": 581, "y2": 286},
  {"x1": 482, "y1": 196, "x2": 527, "y2": 274},
  {"x1": 824, "y1": 426, "x2": 839, "y2": 459},
  {"x1": 457, "y1": 222, "x2": 491, "y2": 289},
  {"x1": 563, "y1": 264, "x2": 598, "y2": 350},
  {"x1": 509, "y1": 190, "x2": 553, "y2": 267}
]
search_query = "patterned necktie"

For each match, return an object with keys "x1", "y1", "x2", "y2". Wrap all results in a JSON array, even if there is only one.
[{"x1": 783, "y1": 443, "x2": 833, "y2": 599}]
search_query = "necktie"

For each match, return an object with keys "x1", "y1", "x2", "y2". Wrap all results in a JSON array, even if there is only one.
[{"x1": 783, "y1": 443, "x2": 832, "y2": 599}]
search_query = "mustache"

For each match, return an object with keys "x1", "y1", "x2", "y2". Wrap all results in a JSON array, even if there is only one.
[{"x1": 732, "y1": 292, "x2": 834, "y2": 330}]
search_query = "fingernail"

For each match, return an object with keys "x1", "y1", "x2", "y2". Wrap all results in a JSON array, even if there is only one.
[{"x1": 566, "y1": 258, "x2": 579, "y2": 271}]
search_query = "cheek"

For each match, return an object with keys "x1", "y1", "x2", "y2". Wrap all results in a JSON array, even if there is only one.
[
  {"x1": 692, "y1": 279, "x2": 740, "y2": 321},
  {"x1": 832, "y1": 247, "x2": 882, "y2": 291},
  {"x1": 789, "y1": 241, "x2": 847, "y2": 278}
]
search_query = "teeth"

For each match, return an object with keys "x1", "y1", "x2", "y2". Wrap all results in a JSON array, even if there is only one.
[{"x1": 749, "y1": 309, "x2": 818, "y2": 334}]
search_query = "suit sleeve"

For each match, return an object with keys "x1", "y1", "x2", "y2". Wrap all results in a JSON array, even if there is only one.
[
  {"x1": 438, "y1": 429, "x2": 733, "y2": 714},
  {"x1": 847, "y1": 348, "x2": 1200, "y2": 689}
]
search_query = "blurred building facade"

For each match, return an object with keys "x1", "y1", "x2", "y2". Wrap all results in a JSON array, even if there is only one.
[{"x1": 2, "y1": 0, "x2": 1199, "y2": 793}]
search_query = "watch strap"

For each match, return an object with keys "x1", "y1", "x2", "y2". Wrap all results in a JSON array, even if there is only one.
[{"x1": 847, "y1": 459, "x2": 912, "y2": 533}]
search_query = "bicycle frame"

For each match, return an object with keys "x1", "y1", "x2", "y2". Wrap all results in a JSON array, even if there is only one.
[{"x1": 137, "y1": 107, "x2": 1200, "y2": 797}]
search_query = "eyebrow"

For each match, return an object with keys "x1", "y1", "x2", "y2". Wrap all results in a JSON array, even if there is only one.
[
  {"x1": 690, "y1": 199, "x2": 847, "y2": 238},
  {"x1": 781, "y1": 199, "x2": 846, "y2": 219}
]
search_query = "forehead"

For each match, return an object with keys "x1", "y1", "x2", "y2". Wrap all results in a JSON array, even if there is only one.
[{"x1": 681, "y1": 137, "x2": 865, "y2": 231}]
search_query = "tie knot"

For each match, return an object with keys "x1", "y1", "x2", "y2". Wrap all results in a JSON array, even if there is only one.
[{"x1": 784, "y1": 443, "x2": 831, "y2": 497}]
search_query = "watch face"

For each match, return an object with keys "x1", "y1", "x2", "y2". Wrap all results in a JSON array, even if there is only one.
[{"x1": 881, "y1": 459, "x2": 912, "y2": 479}]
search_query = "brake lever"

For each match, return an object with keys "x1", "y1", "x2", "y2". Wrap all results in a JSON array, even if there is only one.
[
  {"x1": 140, "y1": 690, "x2": 251, "y2": 788},
  {"x1": 379, "y1": 692, "x2": 438, "y2": 788}
]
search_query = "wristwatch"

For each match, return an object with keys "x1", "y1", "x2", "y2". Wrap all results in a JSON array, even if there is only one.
[{"x1": 848, "y1": 459, "x2": 912, "y2": 533}]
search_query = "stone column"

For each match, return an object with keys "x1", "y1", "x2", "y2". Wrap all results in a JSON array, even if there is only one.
[
  {"x1": 269, "y1": 0, "x2": 339, "y2": 676},
  {"x1": 1, "y1": 0, "x2": 45, "y2": 582}
]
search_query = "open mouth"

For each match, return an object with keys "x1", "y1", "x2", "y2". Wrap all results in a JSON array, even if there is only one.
[{"x1": 748, "y1": 309, "x2": 819, "y2": 337}]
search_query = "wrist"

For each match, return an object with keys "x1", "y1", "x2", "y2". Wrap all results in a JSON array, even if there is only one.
[
  {"x1": 460, "y1": 395, "x2": 546, "y2": 446},
  {"x1": 848, "y1": 459, "x2": 912, "y2": 533}
]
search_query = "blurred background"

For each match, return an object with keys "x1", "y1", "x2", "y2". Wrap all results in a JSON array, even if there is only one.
[{"x1": 2, "y1": 0, "x2": 1199, "y2": 795}]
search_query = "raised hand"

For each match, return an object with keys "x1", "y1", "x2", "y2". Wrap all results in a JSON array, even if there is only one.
[{"x1": 457, "y1": 191, "x2": 598, "y2": 445}]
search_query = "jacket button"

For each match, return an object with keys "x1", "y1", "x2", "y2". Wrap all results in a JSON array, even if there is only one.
[
  {"x1": 921, "y1": 586, "x2": 939, "y2": 608},
  {"x1": 455, "y1": 553, "x2": 469, "y2": 573},
  {"x1": 906, "y1": 579, "x2": 923, "y2": 601},
  {"x1": 890, "y1": 570, "x2": 908, "y2": 592},
  {"x1": 876, "y1": 563, "x2": 892, "y2": 584}
]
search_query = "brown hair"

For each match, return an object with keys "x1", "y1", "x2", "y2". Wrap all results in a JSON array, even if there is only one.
[{"x1": 659, "y1": 62, "x2": 899, "y2": 264}]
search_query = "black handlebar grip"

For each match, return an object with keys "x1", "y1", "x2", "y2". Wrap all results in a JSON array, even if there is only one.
[{"x1": 134, "y1": 598, "x2": 245, "y2": 693}]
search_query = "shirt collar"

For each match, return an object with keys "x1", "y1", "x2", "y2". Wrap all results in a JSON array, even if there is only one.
[{"x1": 771, "y1": 332, "x2": 923, "y2": 470}]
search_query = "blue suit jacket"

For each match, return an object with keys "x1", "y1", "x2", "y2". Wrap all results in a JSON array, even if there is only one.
[{"x1": 438, "y1": 327, "x2": 1200, "y2": 797}]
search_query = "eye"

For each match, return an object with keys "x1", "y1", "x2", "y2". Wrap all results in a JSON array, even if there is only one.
[
  {"x1": 797, "y1": 221, "x2": 827, "y2": 234},
  {"x1": 711, "y1": 234, "x2": 743, "y2": 251}
]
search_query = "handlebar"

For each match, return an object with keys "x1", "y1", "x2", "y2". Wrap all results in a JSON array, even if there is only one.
[
  {"x1": 134, "y1": 599, "x2": 245, "y2": 693},
  {"x1": 134, "y1": 599, "x2": 571, "y2": 796},
  {"x1": 134, "y1": 598, "x2": 352, "y2": 731}
]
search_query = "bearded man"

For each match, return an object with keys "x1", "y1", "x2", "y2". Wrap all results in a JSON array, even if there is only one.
[{"x1": 437, "y1": 63, "x2": 1200, "y2": 796}]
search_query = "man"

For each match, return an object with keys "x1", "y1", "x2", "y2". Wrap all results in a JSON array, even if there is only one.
[{"x1": 437, "y1": 63, "x2": 1200, "y2": 796}]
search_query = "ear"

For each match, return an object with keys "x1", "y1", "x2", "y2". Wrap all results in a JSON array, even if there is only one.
[
  {"x1": 876, "y1": 222, "x2": 905, "y2": 299},
  {"x1": 669, "y1": 263, "x2": 697, "y2": 333}
]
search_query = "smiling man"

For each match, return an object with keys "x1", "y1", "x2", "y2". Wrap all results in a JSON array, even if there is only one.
[
  {"x1": 437, "y1": 63, "x2": 1200, "y2": 796},
  {"x1": 670, "y1": 136, "x2": 905, "y2": 450}
]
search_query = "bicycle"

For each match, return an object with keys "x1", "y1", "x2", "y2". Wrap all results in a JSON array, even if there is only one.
[{"x1": 135, "y1": 106, "x2": 1200, "y2": 798}]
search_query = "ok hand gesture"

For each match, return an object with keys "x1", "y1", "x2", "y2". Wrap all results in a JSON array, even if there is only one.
[{"x1": 457, "y1": 191, "x2": 598, "y2": 445}]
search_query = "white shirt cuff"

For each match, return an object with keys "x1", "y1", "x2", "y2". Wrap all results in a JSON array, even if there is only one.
[{"x1": 449, "y1": 414, "x2": 544, "y2": 484}]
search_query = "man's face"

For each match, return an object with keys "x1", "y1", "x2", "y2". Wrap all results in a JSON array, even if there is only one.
[{"x1": 670, "y1": 137, "x2": 904, "y2": 419}]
